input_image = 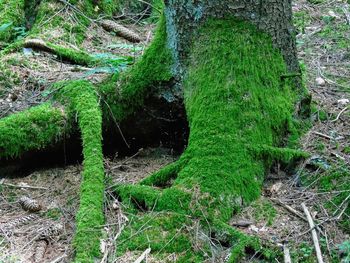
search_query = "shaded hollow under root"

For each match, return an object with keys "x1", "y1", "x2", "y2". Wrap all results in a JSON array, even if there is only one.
[{"x1": 114, "y1": 18, "x2": 305, "y2": 261}]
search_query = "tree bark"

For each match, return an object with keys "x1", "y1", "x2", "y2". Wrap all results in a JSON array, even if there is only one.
[{"x1": 165, "y1": 0, "x2": 300, "y2": 79}]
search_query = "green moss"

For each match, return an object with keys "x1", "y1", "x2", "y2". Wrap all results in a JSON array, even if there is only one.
[
  {"x1": 179, "y1": 18, "x2": 298, "y2": 220},
  {"x1": 29, "y1": 0, "x2": 94, "y2": 46},
  {"x1": 46, "y1": 42, "x2": 96, "y2": 66},
  {"x1": 251, "y1": 199, "x2": 277, "y2": 226},
  {"x1": 0, "y1": 0, "x2": 25, "y2": 42},
  {"x1": 0, "y1": 103, "x2": 66, "y2": 158},
  {"x1": 99, "y1": 14, "x2": 172, "y2": 122},
  {"x1": 0, "y1": 39, "x2": 24, "y2": 58},
  {"x1": 116, "y1": 213, "x2": 198, "y2": 255},
  {"x1": 114, "y1": 17, "x2": 302, "y2": 260},
  {"x1": 98, "y1": 0, "x2": 119, "y2": 16},
  {"x1": 45, "y1": 208, "x2": 62, "y2": 220},
  {"x1": 53, "y1": 80, "x2": 105, "y2": 262}
]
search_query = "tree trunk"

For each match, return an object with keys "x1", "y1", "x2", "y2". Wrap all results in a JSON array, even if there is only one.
[
  {"x1": 0, "y1": 0, "x2": 309, "y2": 261},
  {"x1": 115, "y1": 1, "x2": 308, "y2": 261},
  {"x1": 165, "y1": 0, "x2": 300, "y2": 78}
]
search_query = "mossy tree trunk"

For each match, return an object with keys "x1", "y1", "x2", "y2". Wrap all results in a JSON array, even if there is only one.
[
  {"x1": 115, "y1": 1, "x2": 309, "y2": 261},
  {"x1": 119, "y1": 0, "x2": 304, "y2": 218},
  {"x1": 0, "y1": 0, "x2": 310, "y2": 261}
]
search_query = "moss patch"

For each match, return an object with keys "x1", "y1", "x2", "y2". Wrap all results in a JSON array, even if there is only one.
[
  {"x1": 99, "y1": 14, "x2": 173, "y2": 122},
  {"x1": 0, "y1": 0, "x2": 25, "y2": 42},
  {"x1": 0, "y1": 103, "x2": 66, "y2": 158}
]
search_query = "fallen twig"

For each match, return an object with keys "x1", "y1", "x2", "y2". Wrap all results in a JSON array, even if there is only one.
[
  {"x1": 331, "y1": 106, "x2": 348, "y2": 122},
  {"x1": 133, "y1": 248, "x2": 151, "y2": 263},
  {"x1": 270, "y1": 198, "x2": 307, "y2": 222},
  {"x1": 0, "y1": 180, "x2": 47, "y2": 190},
  {"x1": 312, "y1": 131, "x2": 333, "y2": 140},
  {"x1": 301, "y1": 203, "x2": 324, "y2": 263},
  {"x1": 283, "y1": 243, "x2": 292, "y2": 263}
]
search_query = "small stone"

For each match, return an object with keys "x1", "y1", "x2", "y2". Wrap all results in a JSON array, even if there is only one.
[
  {"x1": 112, "y1": 201, "x2": 119, "y2": 210},
  {"x1": 316, "y1": 77, "x2": 326, "y2": 86},
  {"x1": 269, "y1": 182, "x2": 283, "y2": 194},
  {"x1": 328, "y1": 11, "x2": 338, "y2": 18},
  {"x1": 249, "y1": 225, "x2": 259, "y2": 233},
  {"x1": 337, "y1": 99, "x2": 349, "y2": 105}
]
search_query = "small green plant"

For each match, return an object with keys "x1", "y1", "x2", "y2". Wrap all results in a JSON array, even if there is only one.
[
  {"x1": 45, "y1": 208, "x2": 62, "y2": 220},
  {"x1": 299, "y1": 242, "x2": 314, "y2": 262},
  {"x1": 13, "y1": 26, "x2": 27, "y2": 40},
  {"x1": 252, "y1": 199, "x2": 277, "y2": 226},
  {"x1": 294, "y1": 11, "x2": 311, "y2": 34},
  {"x1": 339, "y1": 240, "x2": 350, "y2": 263}
]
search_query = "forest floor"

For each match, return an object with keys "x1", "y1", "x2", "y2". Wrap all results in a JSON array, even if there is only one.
[{"x1": 1, "y1": 0, "x2": 350, "y2": 262}]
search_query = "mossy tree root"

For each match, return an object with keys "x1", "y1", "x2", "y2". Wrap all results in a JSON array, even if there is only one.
[
  {"x1": 54, "y1": 80, "x2": 105, "y2": 262},
  {"x1": 0, "y1": 103, "x2": 66, "y2": 159},
  {"x1": 0, "y1": 80, "x2": 105, "y2": 262},
  {"x1": 113, "y1": 18, "x2": 305, "y2": 260},
  {"x1": 0, "y1": 15, "x2": 175, "y2": 261},
  {"x1": 23, "y1": 39, "x2": 97, "y2": 66}
]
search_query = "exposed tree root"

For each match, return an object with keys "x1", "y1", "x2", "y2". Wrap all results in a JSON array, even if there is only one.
[
  {"x1": 23, "y1": 38, "x2": 96, "y2": 66},
  {"x1": 0, "y1": 103, "x2": 67, "y2": 159},
  {"x1": 54, "y1": 80, "x2": 105, "y2": 262},
  {"x1": 0, "y1": 16, "x2": 175, "y2": 261}
]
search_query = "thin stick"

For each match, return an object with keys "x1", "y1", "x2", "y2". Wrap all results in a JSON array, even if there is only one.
[
  {"x1": 331, "y1": 106, "x2": 348, "y2": 122},
  {"x1": 0, "y1": 181, "x2": 47, "y2": 190},
  {"x1": 301, "y1": 203, "x2": 324, "y2": 263},
  {"x1": 312, "y1": 131, "x2": 333, "y2": 140},
  {"x1": 133, "y1": 248, "x2": 151, "y2": 263},
  {"x1": 283, "y1": 243, "x2": 292, "y2": 263},
  {"x1": 270, "y1": 198, "x2": 307, "y2": 222},
  {"x1": 49, "y1": 254, "x2": 67, "y2": 263}
]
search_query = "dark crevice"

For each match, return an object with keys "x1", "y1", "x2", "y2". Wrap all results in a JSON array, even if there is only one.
[
  {"x1": 0, "y1": 94, "x2": 189, "y2": 178},
  {"x1": 24, "y1": 0, "x2": 41, "y2": 30}
]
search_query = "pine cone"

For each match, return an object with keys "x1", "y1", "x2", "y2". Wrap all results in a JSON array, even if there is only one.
[
  {"x1": 100, "y1": 20, "x2": 142, "y2": 43},
  {"x1": 19, "y1": 196, "x2": 42, "y2": 212},
  {"x1": 33, "y1": 239, "x2": 48, "y2": 263},
  {"x1": 39, "y1": 223, "x2": 63, "y2": 240},
  {"x1": 1, "y1": 214, "x2": 39, "y2": 231}
]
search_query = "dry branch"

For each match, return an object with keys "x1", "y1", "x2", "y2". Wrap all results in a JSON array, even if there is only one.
[
  {"x1": 270, "y1": 198, "x2": 307, "y2": 222},
  {"x1": 24, "y1": 39, "x2": 55, "y2": 53},
  {"x1": 133, "y1": 248, "x2": 151, "y2": 263},
  {"x1": 0, "y1": 180, "x2": 47, "y2": 190},
  {"x1": 301, "y1": 203, "x2": 324, "y2": 263},
  {"x1": 283, "y1": 243, "x2": 292, "y2": 263}
]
